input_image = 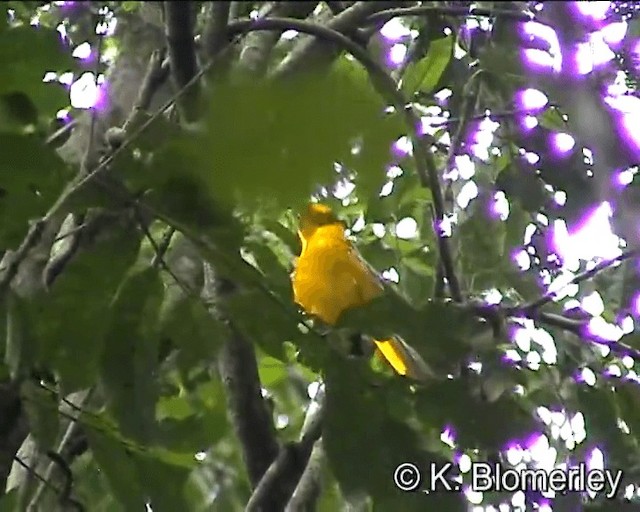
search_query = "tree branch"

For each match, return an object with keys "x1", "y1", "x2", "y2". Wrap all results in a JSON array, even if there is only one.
[
  {"x1": 284, "y1": 440, "x2": 325, "y2": 512},
  {"x1": 519, "y1": 249, "x2": 640, "y2": 313},
  {"x1": 366, "y1": 5, "x2": 535, "y2": 24},
  {"x1": 0, "y1": 379, "x2": 27, "y2": 492},
  {"x1": 203, "y1": 265, "x2": 279, "y2": 488},
  {"x1": 245, "y1": 386, "x2": 325, "y2": 511},
  {"x1": 236, "y1": 1, "x2": 317, "y2": 78},
  {"x1": 202, "y1": 1, "x2": 231, "y2": 59},
  {"x1": 43, "y1": 50, "x2": 169, "y2": 288},
  {"x1": 271, "y1": 1, "x2": 400, "y2": 79},
  {"x1": 26, "y1": 389, "x2": 93, "y2": 510},
  {"x1": 164, "y1": 1, "x2": 199, "y2": 121}
]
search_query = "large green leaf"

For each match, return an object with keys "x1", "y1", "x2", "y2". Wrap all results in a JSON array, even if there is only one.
[
  {"x1": 27, "y1": 227, "x2": 142, "y2": 392},
  {"x1": 323, "y1": 355, "x2": 466, "y2": 511},
  {"x1": 99, "y1": 266, "x2": 164, "y2": 442},
  {"x1": 224, "y1": 287, "x2": 300, "y2": 361},
  {"x1": 202, "y1": 60, "x2": 403, "y2": 210},
  {"x1": 158, "y1": 293, "x2": 228, "y2": 375},
  {"x1": 402, "y1": 36, "x2": 454, "y2": 96},
  {"x1": 0, "y1": 134, "x2": 69, "y2": 246},
  {"x1": 156, "y1": 378, "x2": 230, "y2": 454},
  {"x1": 340, "y1": 296, "x2": 470, "y2": 374},
  {"x1": 3, "y1": 291, "x2": 35, "y2": 380},
  {"x1": 415, "y1": 376, "x2": 536, "y2": 452},
  {"x1": 20, "y1": 379, "x2": 59, "y2": 451},
  {"x1": 133, "y1": 455, "x2": 193, "y2": 512},
  {"x1": 85, "y1": 426, "x2": 147, "y2": 511},
  {"x1": 0, "y1": 25, "x2": 76, "y2": 117}
]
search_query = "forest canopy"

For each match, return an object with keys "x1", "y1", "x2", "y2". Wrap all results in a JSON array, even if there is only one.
[{"x1": 1, "y1": 1, "x2": 640, "y2": 511}]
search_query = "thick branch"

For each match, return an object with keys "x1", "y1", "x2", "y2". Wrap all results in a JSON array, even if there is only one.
[
  {"x1": 218, "y1": 330, "x2": 279, "y2": 487},
  {"x1": 203, "y1": 265, "x2": 279, "y2": 487},
  {"x1": 202, "y1": 1, "x2": 231, "y2": 58},
  {"x1": 0, "y1": 380, "x2": 27, "y2": 492},
  {"x1": 284, "y1": 440, "x2": 324, "y2": 512},
  {"x1": 271, "y1": 1, "x2": 400, "y2": 79},
  {"x1": 246, "y1": 387, "x2": 325, "y2": 511},
  {"x1": 236, "y1": 1, "x2": 318, "y2": 78},
  {"x1": 164, "y1": 1, "x2": 199, "y2": 121}
]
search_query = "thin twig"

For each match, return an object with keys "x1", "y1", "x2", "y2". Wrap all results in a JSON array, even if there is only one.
[
  {"x1": 45, "y1": 119, "x2": 78, "y2": 147},
  {"x1": 519, "y1": 249, "x2": 640, "y2": 313},
  {"x1": 12, "y1": 455, "x2": 59, "y2": 494},
  {"x1": 132, "y1": 208, "x2": 190, "y2": 295},
  {"x1": 27, "y1": 389, "x2": 94, "y2": 510},
  {"x1": 151, "y1": 226, "x2": 176, "y2": 268}
]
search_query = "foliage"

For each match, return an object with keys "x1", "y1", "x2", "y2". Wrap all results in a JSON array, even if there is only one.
[{"x1": 1, "y1": 2, "x2": 640, "y2": 512}]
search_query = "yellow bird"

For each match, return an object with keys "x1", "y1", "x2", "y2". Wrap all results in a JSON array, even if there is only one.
[{"x1": 291, "y1": 202, "x2": 430, "y2": 381}]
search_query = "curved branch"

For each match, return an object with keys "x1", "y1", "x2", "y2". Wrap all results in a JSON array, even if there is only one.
[
  {"x1": 366, "y1": 5, "x2": 535, "y2": 24},
  {"x1": 271, "y1": 1, "x2": 399, "y2": 79},
  {"x1": 237, "y1": 1, "x2": 318, "y2": 78}
]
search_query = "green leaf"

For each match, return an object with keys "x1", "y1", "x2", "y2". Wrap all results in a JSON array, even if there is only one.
[
  {"x1": 0, "y1": 134, "x2": 69, "y2": 247},
  {"x1": 577, "y1": 386, "x2": 631, "y2": 465},
  {"x1": 20, "y1": 379, "x2": 58, "y2": 451},
  {"x1": 243, "y1": 238, "x2": 293, "y2": 300},
  {"x1": 402, "y1": 36, "x2": 454, "y2": 96},
  {"x1": 157, "y1": 378, "x2": 230, "y2": 453},
  {"x1": 203, "y1": 61, "x2": 402, "y2": 210},
  {"x1": 0, "y1": 489, "x2": 18, "y2": 512},
  {"x1": 457, "y1": 198, "x2": 508, "y2": 292},
  {"x1": 398, "y1": 258, "x2": 434, "y2": 307},
  {"x1": 340, "y1": 295, "x2": 470, "y2": 375},
  {"x1": 133, "y1": 454, "x2": 192, "y2": 512},
  {"x1": 258, "y1": 355, "x2": 288, "y2": 387},
  {"x1": 415, "y1": 377, "x2": 535, "y2": 452},
  {"x1": 0, "y1": 92, "x2": 38, "y2": 131},
  {"x1": 28, "y1": 226, "x2": 142, "y2": 392},
  {"x1": 0, "y1": 26, "x2": 76, "y2": 117},
  {"x1": 224, "y1": 288, "x2": 299, "y2": 360},
  {"x1": 100, "y1": 266, "x2": 164, "y2": 442},
  {"x1": 85, "y1": 426, "x2": 147, "y2": 511},
  {"x1": 495, "y1": 158, "x2": 548, "y2": 213},
  {"x1": 158, "y1": 293, "x2": 228, "y2": 375},
  {"x1": 323, "y1": 355, "x2": 466, "y2": 511},
  {"x1": 124, "y1": 133, "x2": 246, "y2": 253},
  {"x1": 3, "y1": 291, "x2": 35, "y2": 380},
  {"x1": 538, "y1": 106, "x2": 568, "y2": 132}
]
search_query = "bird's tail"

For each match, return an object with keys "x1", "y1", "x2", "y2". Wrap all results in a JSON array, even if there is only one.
[{"x1": 373, "y1": 337, "x2": 432, "y2": 382}]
